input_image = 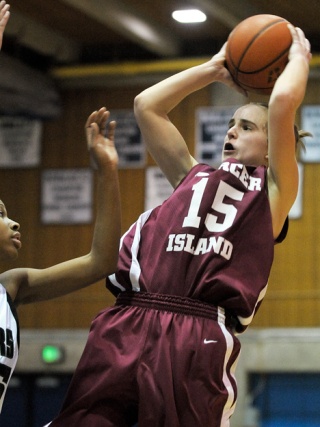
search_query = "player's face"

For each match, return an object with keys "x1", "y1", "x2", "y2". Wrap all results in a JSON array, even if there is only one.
[
  {"x1": 0, "y1": 200, "x2": 21, "y2": 261},
  {"x1": 222, "y1": 104, "x2": 268, "y2": 166}
]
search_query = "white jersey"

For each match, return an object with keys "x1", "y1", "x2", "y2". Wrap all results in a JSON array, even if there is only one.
[{"x1": 0, "y1": 284, "x2": 19, "y2": 412}]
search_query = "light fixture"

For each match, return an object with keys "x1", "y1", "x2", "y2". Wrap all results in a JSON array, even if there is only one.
[{"x1": 172, "y1": 9, "x2": 207, "y2": 24}]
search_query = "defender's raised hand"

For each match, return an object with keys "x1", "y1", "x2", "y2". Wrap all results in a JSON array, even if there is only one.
[{"x1": 85, "y1": 107, "x2": 118, "y2": 170}]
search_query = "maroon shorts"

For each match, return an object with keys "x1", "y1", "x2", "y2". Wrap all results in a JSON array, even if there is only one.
[{"x1": 49, "y1": 292, "x2": 241, "y2": 427}]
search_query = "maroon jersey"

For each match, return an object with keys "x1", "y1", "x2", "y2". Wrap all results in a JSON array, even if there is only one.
[{"x1": 108, "y1": 159, "x2": 280, "y2": 332}]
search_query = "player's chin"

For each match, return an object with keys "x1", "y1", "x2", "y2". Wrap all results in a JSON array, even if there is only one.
[
  {"x1": 8, "y1": 246, "x2": 20, "y2": 260},
  {"x1": 222, "y1": 151, "x2": 237, "y2": 161}
]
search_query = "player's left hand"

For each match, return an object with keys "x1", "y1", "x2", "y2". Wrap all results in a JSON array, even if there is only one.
[{"x1": 287, "y1": 25, "x2": 311, "y2": 64}]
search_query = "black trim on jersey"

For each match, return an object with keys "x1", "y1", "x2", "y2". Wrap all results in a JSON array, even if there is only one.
[
  {"x1": 6, "y1": 291, "x2": 20, "y2": 349},
  {"x1": 262, "y1": 165, "x2": 288, "y2": 245},
  {"x1": 275, "y1": 217, "x2": 289, "y2": 244},
  {"x1": 105, "y1": 279, "x2": 122, "y2": 297}
]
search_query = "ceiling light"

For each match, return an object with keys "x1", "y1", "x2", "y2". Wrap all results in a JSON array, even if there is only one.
[{"x1": 172, "y1": 9, "x2": 207, "y2": 24}]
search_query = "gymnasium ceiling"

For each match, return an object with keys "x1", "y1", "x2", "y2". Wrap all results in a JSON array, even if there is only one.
[
  {"x1": 5, "y1": 0, "x2": 320, "y2": 71},
  {"x1": 2, "y1": 0, "x2": 320, "y2": 116}
]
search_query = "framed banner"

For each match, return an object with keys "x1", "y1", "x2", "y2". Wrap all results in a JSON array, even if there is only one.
[
  {"x1": 195, "y1": 106, "x2": 237, "y2": 168},
  {"x1": 300, "y1": 105, "x2": 320, "y2": 163},
  {"x1": 0, "y1": 116, "x2": 42, "y2": 168},
  {"x1": 289, "y1": 162, "x2": 303, "y2": 219},
  {"x1": 41, "y1": 168, "x2": 93, "y2": 224},
  {"x1": 109, "y1": 109, "x2": 145, "y2": 168},
  {"x1": 145, "y1": 166, "x2": 173, "y2": 210}
]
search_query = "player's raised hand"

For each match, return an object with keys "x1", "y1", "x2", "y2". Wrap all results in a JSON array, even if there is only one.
[
  {"x1": 0, "y1": 1, "x2": 10, "y2": 50},
  {"x1": 287, "y1": 25, "x2": 311, "y2": 64},
  {"x1": 85, "y1": 107, "x2": 118, "y2": 170}
]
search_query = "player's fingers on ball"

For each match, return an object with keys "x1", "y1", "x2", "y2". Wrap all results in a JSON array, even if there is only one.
[
  {"x1": 295, "y1": 27, "x2": 305, "y2": 42},
  {"x1": 295, "y1": 27, "x2": 308, "y2": 48},
  {"x1": 306, "y1": 40, "x2": 311, "y2": 55},
  {"x1": 219, "y1": 42, "x2": 227, "y2": 55},
  {"x1": 295, "y1": 28, "x2": 311, "y2": 54},
  {"x1": 301, "y1": 33, "x2": 311, "y2": 52},
  {"x1": 287, "y1": 24, "x2": 298, "y2": 41}
]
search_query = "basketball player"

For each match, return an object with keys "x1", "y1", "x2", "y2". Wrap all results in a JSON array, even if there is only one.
[
  {"x1": 0, "y1": 103, "x2": 120, "y2": 412},
  {"x1": 48, "y1": 25, "x2": 311, "y2": 427},
  {"x1": 0, "y1": 3, "x2": 121, "y2": 410}
]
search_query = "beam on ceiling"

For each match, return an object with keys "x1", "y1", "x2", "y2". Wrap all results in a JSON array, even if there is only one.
[
  {"x1": 6, "y1": 9, "x2": 80, "y2": 63},
  {"x1": 0, "y1": 53, "x2": 61, "y2": 117},
  {"x1": 50, "y1": 55, "x2": 320, "y2": 89},
  {"x1": 60, "y1": 0, "x2": 181, "y2": 57}
]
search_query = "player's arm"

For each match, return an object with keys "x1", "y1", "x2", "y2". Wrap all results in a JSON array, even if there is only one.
[
  {"x1": 0, "y1": 0, "x2": 10, "y2": 49},
  {"x1": 3, "y1": 108, "x2": 121, "y2": 305},
  {"x1": 134, "y1": 43, "x2": 245, "y2": 188},
  {"x1": 267, "y1": 26, "x2": 311, "y2": 238}
]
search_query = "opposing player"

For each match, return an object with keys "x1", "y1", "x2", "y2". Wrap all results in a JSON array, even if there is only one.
[
  {"x1": 0, "y1": 104, "x2": 121, "y2": 411},
  {"x1": 48, "y1": 25, "x2": 311, "y2": 427},
  {"x1": 0, "y1": 5, "x2": 121, "y2": 408},
  {"x1": 0, "y1": 103, "x2": 121, "y2": 411}
]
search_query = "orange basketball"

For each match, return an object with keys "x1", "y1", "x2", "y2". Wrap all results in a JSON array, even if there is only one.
[{"x1": 225, "y1": 14, "x2": 292, "y2": 95}]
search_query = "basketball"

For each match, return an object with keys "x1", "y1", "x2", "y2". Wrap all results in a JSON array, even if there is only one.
[{"x1": 225, "y1": 14, "x2": 292, "y2": 95}]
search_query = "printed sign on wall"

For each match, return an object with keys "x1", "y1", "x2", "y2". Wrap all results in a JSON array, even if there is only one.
[
  {"x1": 289, "y1": 162, "x2": 303, "y2": 219},
  {"x1": 41, "y1": 168, "x2": 93, "y2": 224},
  {"x1": 300, "y1": 105, "x2": 320, "y2": 163},
  {"x1": 145, "y1": 166, "x2": 173, "y2": 210},
  {"x1": 195, "y1": 106, "x2": 237, "y2": 167},
  {"x1": 0, "y1": 116, "x2": 42, "y2": 167},
  {"x1": 110, "y1": 110, "x2": 145, "y2": 168}
]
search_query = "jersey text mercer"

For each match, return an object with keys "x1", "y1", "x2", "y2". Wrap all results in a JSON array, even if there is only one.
[{"x1": 219, "y1": 161, "x2": 262, "y2": 190}]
